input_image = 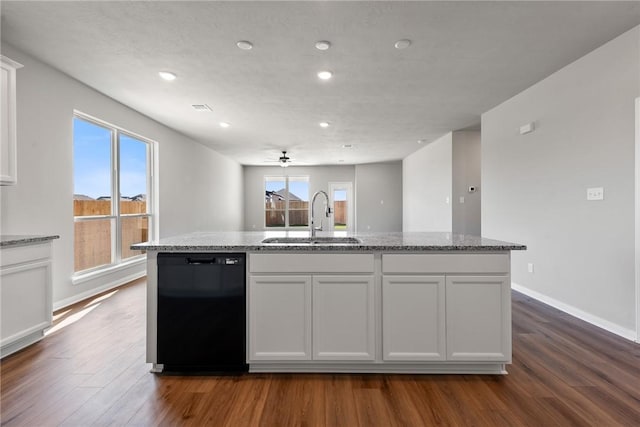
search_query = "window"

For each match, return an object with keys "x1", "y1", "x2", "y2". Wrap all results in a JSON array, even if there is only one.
[
  {"x1": 73, "y1": 113, "x2": 154, "y2": 274},
  {"x1": 265, "y1": 176, "x2": 309, "y2": 228}
]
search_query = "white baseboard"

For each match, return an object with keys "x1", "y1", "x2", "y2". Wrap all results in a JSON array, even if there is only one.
[
  {"x1": 511, "y1": 282, "x2": 637, "y2": 342},
  {"x1": 53, "y1": 271, "x2": 146, "y2": 311}
]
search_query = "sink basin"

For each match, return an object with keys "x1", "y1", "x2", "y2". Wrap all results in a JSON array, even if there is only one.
[{"x1": 261, "y1": 237, "x2": 362, "y2": 245}]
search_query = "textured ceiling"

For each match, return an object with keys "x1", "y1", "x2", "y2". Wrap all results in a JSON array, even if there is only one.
[{"x1": 1, "y1": 1, "x2": 639, "y2": 166}]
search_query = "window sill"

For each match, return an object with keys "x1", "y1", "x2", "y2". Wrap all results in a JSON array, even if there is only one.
[{"x1": 72, "y1": 256, "x2": 146, "y2": 286}]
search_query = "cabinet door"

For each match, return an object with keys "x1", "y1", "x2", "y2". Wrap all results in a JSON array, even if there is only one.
[
  {"x1": 446, "y1": 275, "x2": 511, "y2": 362},
  {"x1": 1, "y1": 56, "x2": 22, "y2": 185},
  {"x1": 248, "y1": 275, "x2": 312, "y2": 361},
  {"x1": 312, "y1": 275, "x2": 375, "y2": 361},
  {"x1": 1, "y1": 260, "x2": 52, "y2": 351},
  {"x1": 382, "y1": 275, "x2": 445, "y2": 361}
]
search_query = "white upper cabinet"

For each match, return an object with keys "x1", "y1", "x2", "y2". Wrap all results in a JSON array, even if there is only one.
[{"x1": 1, "y1": 55, "x2": 23, "y2": 185}]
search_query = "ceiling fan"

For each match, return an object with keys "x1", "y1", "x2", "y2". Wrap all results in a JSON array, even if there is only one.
[
  {"x1": 278, "y1": 151, "x2": 291, "y2": 167},
  {"x1": 262, "y1": 150, "x2": 293, "y2": 167}
]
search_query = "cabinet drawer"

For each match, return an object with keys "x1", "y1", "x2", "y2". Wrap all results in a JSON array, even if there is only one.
[
  {"x1": 250, "y1": 253, "x2": 374, "y2": 273},
  {"x1": 1, "y1": 242, "x2": 52, "y2": 268},
  {"x1": 382, "y1": 253, "x2": 509, "y2": 274}
]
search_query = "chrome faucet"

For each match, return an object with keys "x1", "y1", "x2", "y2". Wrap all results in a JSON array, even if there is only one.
[{"x1": 310, "y1": 190, "x2": 331, "y2": 238}]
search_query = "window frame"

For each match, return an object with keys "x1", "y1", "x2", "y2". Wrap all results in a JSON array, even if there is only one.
[
  {"x1": 264, "y1": 175, "x2": 309, "y2": 229},
  {"x1": 72, "y1": 111, "x2": 156, "y2": 277}
]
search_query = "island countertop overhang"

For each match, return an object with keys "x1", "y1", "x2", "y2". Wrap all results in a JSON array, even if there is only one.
[{"x1": 131, "y1": 231, "x2": 526, "y2": 252}]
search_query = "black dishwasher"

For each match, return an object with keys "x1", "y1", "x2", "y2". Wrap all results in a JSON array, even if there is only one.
[{"x1": 157, "y1": 253, "x2": 248, "y2": 373}]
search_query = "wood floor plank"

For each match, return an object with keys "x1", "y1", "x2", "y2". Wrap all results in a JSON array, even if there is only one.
[{"x1": 2, "y1": 279, "x2": 639, "y2": 427}]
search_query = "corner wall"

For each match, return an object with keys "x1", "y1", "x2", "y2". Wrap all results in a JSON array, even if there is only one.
[
  {"x1": 452, "y1": 130, "x2": 481, "y2": 236},
  {"x1": 0, "y1": 43, "x2": 243, "y2": 308},
  {"x1": 355, "y1": 161, "x2": 403, "y2": 232},
  {"x1": 402, "y1": 133, "x2": 452, "y2": 232},
  {"x1": 482, "y1": 26, "x2": 640, "y2": 338}
]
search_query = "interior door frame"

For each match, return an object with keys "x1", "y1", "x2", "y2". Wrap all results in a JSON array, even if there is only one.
[{"x1": 328, "y1": 182, "x2": 354, "y2": 232}]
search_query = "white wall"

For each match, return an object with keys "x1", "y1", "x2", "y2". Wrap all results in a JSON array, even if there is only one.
[
  {"x1": 243, "y1": 165, "x2": 355, "y2": 231},
  {"x1": 403, "y1": 132, "x2": 452, "y2": 232},
  {"x1": 355, "y1": 161, "x2": 402, "y2": 232},
  {"x1": 482, "y1": 26, "x2": 639, "y2": 339},
  {"x1": 452, "y1": 130, "x2": 481, "y2": 236},
  {"x1": 0, "y1": 43, "x2": 243, "y2": 308}
]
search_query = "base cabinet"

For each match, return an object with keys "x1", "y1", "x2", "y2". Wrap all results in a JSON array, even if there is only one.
[
  {"x1": 382, "y1": 275, "x2": 446, "y2": 361},
  {"x1": 248, "y1": 274, "x2": 375, "y2": 362},
  {"x1": 312, "y1": 275, "x2": 375, "y2": 361},
  {"x1": 446, "y1": 275, "x2": 511, "y2": 362},
  {"x1": 1, "y1": 242, "x2": 53, "y2": 358},
  {"x1": 248, "y1": 252, "x2": 512, "y2": 374},
  {"x1": 248, "y1": 275, "x2": 312, "y2": 360}
]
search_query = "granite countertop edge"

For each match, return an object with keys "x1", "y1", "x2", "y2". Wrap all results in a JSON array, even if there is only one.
[
  {"x1": 132, "y1": 244, "x2": 526, "y2": 252},
  {"x1": 0, "y1": 235, "x2": 60, "y2": 247},
  {"x1": 131, "y1": 232, "x2": 526, "y2": 252}
]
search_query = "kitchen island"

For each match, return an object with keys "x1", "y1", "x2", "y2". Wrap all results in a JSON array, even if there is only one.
[{"x1": 133, "y1": 231, "x2": 526, "y2": 375}]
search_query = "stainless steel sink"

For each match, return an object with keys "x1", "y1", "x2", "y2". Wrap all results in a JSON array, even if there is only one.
[{"x1": 261, "y1": 236, "x2": 362, "y2": 245}]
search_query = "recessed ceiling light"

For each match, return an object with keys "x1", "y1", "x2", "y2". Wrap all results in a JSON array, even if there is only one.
[
  {"x1": 341, "y1": 144, "x2": 353, "y2": 149},
  {"x1": 237, "y1": 40, "x2": 253, "y2": 50},
  {"x1": 394, "y1": 39, "x2": 412, "y2": 49},
  {"x1": 317, "y1": 70, "x2": 333, "y2": 80},
  {"x1": 417, "y1": 139, "x2": 426, "y2": 144},
  {"x1": 158, "y1": 71, "x2": 177, "y2": 81},
  {"x1": 338, "y1": 159, "x2": 345, "y2": 163},
  {"x1": 315, "y1": 40, "x2": 331, "y2": 51},
  {"x1": 219, "y1": 122, "x2": 230, "y2": 128},
  {"x1": 319, "y1": 121, "x2": 330, "y2": 128}
]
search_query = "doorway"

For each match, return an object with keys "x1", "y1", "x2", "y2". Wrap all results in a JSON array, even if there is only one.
[{"x1": 328, "y1": 182, "x2": 354, "y2": 232}]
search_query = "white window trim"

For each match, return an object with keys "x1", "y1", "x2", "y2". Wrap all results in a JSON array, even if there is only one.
[
  {"x1": 72, "y1": 110, "x2": 157, "y2": 278},
  {"x1": 264, "y1": 175, "x2": 309, "y2": 230}
]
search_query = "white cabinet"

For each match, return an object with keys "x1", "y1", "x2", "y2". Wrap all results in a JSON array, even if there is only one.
[
  {"x1": 248, "y1": 275, "x2": 312, "y2": 360},
  {"x1": 382, "y1": 275, "x2": 446, "y2": 361},
  {"x1": 248, "y1": 253, "x2": 375, "y2": 363},
  {"x1": 382, "y1": 253, "x2": 511, "y2": 364},
  {"x1": 248, "y1": 251, "x2": 513, "y2": 373},
  {"x1": 446, "y1": 275, "x2": 511, "y2": 362},
  {"x1": 1, "y1": 241, "x2": 53, "y2": 358},
  {"x1": 312, "y1": 275, "x2": 375, "y2": 361},
  {"x1": 1, "y1": 55, "x2": 23, "y2": 185}
]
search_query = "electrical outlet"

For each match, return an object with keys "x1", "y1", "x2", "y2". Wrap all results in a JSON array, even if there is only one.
[
  {"x1": 587, "y1": 187, "x2": 604, "y2": 201},
  {"x1": 527, "y1": 263, "x2": 534, "y2": 273},
  {"x1": 459, "y1": 196, "x2": 465, "y2": 204}
]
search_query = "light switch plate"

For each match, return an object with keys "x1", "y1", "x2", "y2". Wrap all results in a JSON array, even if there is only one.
[{"x1": 587, "y1": 187, "x2": 604, "y2": 201}]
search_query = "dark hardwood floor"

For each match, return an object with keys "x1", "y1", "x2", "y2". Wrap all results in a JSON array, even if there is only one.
[{"x1": 1, "y1": 277, "x2": 639, "y2": 426}]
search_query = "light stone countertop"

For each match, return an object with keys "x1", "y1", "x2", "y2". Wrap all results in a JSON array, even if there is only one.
[
  {"x1": 0, "y1": 235, "x2": 60, "y2": 248},
  {"x1": 131, "y1": 231, "x2": 526, "y2": 252}
]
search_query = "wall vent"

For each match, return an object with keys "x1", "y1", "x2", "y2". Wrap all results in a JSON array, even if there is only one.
[{"x1": 191, "y1": 104, "x2": 212, "y2": 112}]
